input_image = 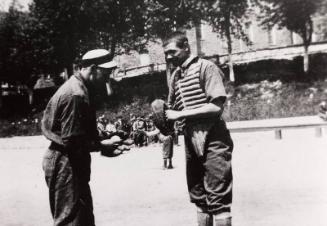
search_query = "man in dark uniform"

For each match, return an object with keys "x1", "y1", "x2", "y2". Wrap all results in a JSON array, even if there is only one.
[
  {"x1": 41, "y1": 49, "x2": 121, "y2": 226},
  {"x1": 164, "y1": 32, "x2": 234, "y2": 226}
]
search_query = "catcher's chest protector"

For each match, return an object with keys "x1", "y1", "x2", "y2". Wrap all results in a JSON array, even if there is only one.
[
  {"x1": 172, "y1": 60, "x2": 207, "y2": 111},
  {"x1": 171, "y1": 59, "x2": 217, "y2": 157}
]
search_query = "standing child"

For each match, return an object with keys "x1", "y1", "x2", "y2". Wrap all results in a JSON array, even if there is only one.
[
  {"x1": 147, "y1": 128, "x2": 174, "y2": 170},
  {"x1": 159, "y1": 133, "x2": 174, "y2": 169}
]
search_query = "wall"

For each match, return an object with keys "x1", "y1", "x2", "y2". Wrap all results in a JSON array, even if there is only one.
[{"x1": 116, "y1": 13, "x2": 327, "y2": 68}]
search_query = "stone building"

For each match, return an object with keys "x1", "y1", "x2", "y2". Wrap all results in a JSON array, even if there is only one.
[
  {"x1": 116, "y1": 13, "x2": 327, "y2": 69},
  {"x1": 186, "y1": 16, "x2": 327, "y2": 58}
]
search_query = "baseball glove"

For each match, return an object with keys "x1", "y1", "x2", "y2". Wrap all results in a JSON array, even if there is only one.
[
  {"x1": 151, "y1": 99, "x2": 174, "y2": 136},
  {"x1": 100, "y1": 134, "x2": 134, "y2": 157}
]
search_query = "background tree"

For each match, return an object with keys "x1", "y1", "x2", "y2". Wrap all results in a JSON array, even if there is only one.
[
  {"x1": 30, "y1": 0, "x2": 95, "y2": 75},
  {"x1": 146, "y1": 0, "x2": 200, "y2": 39},
  {"x1": 29, "y1": 0, "x2": 153, "y2": 76},
  {"x1": 257, "y1": 0, "x2": 324, "y2": 73},
  {"x1": 0, "y1": 1, "x2": 36, "y2": 84},
  {"x1": 198, "y1": 0, "x2": 250, "y2": 82},
  {"x1": 79, "y1": 0, "x2": 150, "y2": 57}
]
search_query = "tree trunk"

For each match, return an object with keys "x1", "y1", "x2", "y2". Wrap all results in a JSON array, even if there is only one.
[
  {"x1": 0, "y1": 84, "x2": 2, "y2": 110},
  {"x1": 228, "y1": 52, "x2": 235, "y2": 82},
  {"x1": 195, "y1": 20, "x2": 203, "y2": 57},
  {"x1": 66, "y1": 64, "x2": 74, "y2": 77},
  {"x1": 303, "y1": 44, "x2": 309, "y2": 73},
  {"x1": 109, "y1": 37, "x2": 117, "y2": 60},
  {"x1": 225, "y1": 17, "x2": 235, "y2": 82},
  {"x1": 27, "y1": 87, "x2": 34, "y2": 106},
  {"x1": 166, "y1": 62, "x2": 177, "y2": 87},
  {"x1": 301, "y1": 20, "x2": 313, "y2": 74}
]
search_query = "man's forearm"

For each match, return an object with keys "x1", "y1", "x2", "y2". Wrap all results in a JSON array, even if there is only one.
[{"x1": 177, "y1": 103, "x2": 223, "y2": 120}]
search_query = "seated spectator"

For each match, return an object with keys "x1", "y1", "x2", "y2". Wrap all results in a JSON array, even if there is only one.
[
  {"x1": 319, "y1": 101, "x2": 327, "y2": 120},
  {"x1": 146, "y1": 114, "x2": 158, "y2": 143},
  {"x1": 137, "y1": 116, "x2": 147, "y2": 130},
  {"x1": 133, "y1": 116, "x2": 148, "y2": 147},
  {"x1": 97, "y1": 114, "x2": 108, "y2": 139},
  {"x1": 105, "y1": 120, "x2": 117, "y2": 134},
  {"x1": 115, "y1": 115, "x2": 123, "y2": 131},
  {"x1": 130, "y1": 116, "x2": 137, "y2": 140}
]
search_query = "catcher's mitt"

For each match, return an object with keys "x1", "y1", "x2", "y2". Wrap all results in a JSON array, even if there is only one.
[{"x1": 151, "y1": 99, "x2": 174, "y2": 136}]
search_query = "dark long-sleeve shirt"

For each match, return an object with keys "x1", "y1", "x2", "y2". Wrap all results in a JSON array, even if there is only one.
[{"x1": 41, "y1": 74, "x2": 99, "y2": 152}]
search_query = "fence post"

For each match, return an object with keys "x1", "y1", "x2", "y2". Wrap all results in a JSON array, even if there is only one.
[
  {"x1": 275, "y1": 129, "x2": 282, "y2": 139},
  {"x1": 315, "y1": 127, "x2": 322, "y2": 137},
  {"x1": 227, "y1": 100, "x2": 231, "y2": 119},
  {"x1": 149, "y1": 63, "x2": 154, "y2": 72}
]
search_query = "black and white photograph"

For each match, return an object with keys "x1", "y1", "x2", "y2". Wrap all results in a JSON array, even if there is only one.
[{"x1": 0, "y1": 0, "x2": 327, "y2": 225}]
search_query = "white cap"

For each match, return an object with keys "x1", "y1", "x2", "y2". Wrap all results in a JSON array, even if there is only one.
[{"x1": 82, "y1": 49, "x2": 117, "y2": 69}]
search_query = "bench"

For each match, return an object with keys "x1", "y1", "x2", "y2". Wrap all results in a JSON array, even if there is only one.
[{"x1": 226, "y1": 116, "x2": 327, "y2": 139}]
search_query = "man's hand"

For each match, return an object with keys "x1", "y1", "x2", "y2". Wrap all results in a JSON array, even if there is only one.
[
  {"x1": 100, "y1": 135, "x2": 133, "y2": 157},
  {"x1": 165, "y1": 109, "x2": 182, "y2": 121},
  {"x1": 146, "y1": 128, "x2": 160, "y2": 137},
  {"x1": 101, "y1": 135, "x2": 122, "y2": 147}
]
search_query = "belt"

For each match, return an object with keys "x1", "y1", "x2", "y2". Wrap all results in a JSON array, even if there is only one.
[{"x1": 49, "y1": 142, "x2": 67, "y2": 154}]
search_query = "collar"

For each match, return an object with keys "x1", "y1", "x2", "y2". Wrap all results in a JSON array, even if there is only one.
[
  {"x1": 70, "y1": 72, "x2": 90, "y2": 104},
  {"x1": 181, "y1": 55, "x2": 198, "y2": 70},
  {"x1": 74, "y1": 72, "x2": 85, "y2": 82},
  {"x1": 74, "y1": 72, "x2": 90, "y2": 88}
]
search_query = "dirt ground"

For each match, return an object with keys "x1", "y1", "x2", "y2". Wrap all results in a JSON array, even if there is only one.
[{"x1": 0, "y1": 128, "x2": 327, "y2": 226}]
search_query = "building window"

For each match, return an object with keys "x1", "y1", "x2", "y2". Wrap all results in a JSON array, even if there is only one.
[
  {"x1": 267, "y1": 27, "x2": 273, "y2": 45},
  {"x1": 239, "y1": 39, "x2": 244, "y2": 52},
  {"x1": 200, "y1": 22, "x2": 205, "y2": 40},
  {"x1": 312, "y1": 32, "x2": 317, "y2": 43},
  {"x1": 247, "y1": 23, "x2": 254, "y2": 43},
  {"x1": 271, "y1": 26, "x2": 277, "y2": 45}
]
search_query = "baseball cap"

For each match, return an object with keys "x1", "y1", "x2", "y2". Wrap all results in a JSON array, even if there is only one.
[{"x1": 81, "y1": 49, "x2": 117, "y2": 69}]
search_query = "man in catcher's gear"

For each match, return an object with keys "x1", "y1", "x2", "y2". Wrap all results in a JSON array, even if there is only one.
[
  {"x1": 41, "y1": 49, "x2": 124, "y2": 226},
  {"x1": 163, "y1": 32, "x2": 234, "y2": 226}
]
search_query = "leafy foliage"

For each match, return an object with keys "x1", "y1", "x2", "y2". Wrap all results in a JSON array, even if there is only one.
[
  {"x1": 257, "y1": 0, "x2": 323, "y2": 46},
  {"x1": 0, "y1": 4, "x2": 36, "y2": 83},
  {"x1": 145, "y1": 0, "x2": 201, "y2": 39},
  {"x1": 29, "y1": 0, "x2": 152, "y2": 74},
  {"x1": 0, "y1": 0, "x2": 161, "y2": 80},
  {"x1": 199, "y1": 0, "x2": 250, "y2": 45},
  {"x1": 197, "y1": 0, "x2": 251, "y2": 81},
  {"x1": 256, "y1": 0, "x2": 326, "y2": 72}
]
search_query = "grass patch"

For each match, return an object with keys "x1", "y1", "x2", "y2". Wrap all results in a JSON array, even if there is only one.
[{"x1": 223, "y1": 79, "x2": 327, "y2": 121}]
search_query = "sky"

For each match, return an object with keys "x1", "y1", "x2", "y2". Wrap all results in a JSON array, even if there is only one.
[{"x1": 0, "y1": 0, "x2": 31, "y2": 11}]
